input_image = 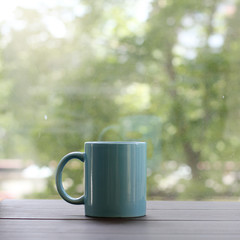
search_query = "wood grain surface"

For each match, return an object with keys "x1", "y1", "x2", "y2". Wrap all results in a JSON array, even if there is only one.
[{"x1": 1, "y1": 200, "x2": 240, "y2": 239}]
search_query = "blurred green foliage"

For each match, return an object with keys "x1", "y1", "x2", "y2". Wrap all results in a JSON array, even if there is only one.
[{"x1": 1, "y1": 0, "x2": 240, "y2": 200}]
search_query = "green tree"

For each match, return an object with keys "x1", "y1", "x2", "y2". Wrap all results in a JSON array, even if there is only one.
[{"x1": 1, "y1": 0, "x2": 240, "y2": 200}]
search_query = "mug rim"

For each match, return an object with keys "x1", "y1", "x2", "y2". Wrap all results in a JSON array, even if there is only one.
[{"x1": 85, "y1": 141, "x2": 146, "y2": 145}]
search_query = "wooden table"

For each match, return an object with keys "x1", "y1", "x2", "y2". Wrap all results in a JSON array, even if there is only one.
[{"x1": 1, "y1": 200, "x2": 240, "y2": 239}]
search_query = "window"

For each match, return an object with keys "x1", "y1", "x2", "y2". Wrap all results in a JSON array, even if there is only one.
[{"x1": 0, "y1": 0, "x2": 239, "y2": 201}]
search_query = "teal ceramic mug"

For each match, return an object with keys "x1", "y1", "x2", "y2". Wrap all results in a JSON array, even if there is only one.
[{"x1": 55, "y1": 141, "x2": 147, "y2": 217}]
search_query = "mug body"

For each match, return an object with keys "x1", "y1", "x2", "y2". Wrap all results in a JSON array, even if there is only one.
[{"x1": 84, "y1": 141, "x2": 146, "y2": 217}]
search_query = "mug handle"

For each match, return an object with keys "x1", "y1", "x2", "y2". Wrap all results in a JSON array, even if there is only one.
[{"x1": 55, "y1": 152, "x2": 85, "y2": 204}]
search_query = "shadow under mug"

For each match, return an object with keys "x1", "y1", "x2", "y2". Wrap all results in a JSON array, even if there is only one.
[{"x1": 55, "y1": 141, "x2": 147, "y2": 218}]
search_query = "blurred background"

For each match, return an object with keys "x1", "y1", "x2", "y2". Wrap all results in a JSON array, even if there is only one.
[{"x1": 0, "y1": 0, "x2": 240, "y2": 201}]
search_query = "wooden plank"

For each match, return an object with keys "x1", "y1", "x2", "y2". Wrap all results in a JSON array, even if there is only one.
[
  {"x1": 1, "y1": 200, "x2": 240, "y2": 221},
  {"x1": 2, "y1": 199, "x2": 240, "y2": 211},
  {"x1": 1, "y1": 219, "x2": 240, "y2": 240},
  {"x1": 1, "y1": 233, "x2": 240, "y2": 240},
  {"x1": 147, "y1": 201, "x2": 240, "y2": 210}
]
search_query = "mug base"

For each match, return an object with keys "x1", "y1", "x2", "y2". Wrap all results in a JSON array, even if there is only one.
[{"x1": 85, "y1": 214, "x2": 146, "y2": 218}]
